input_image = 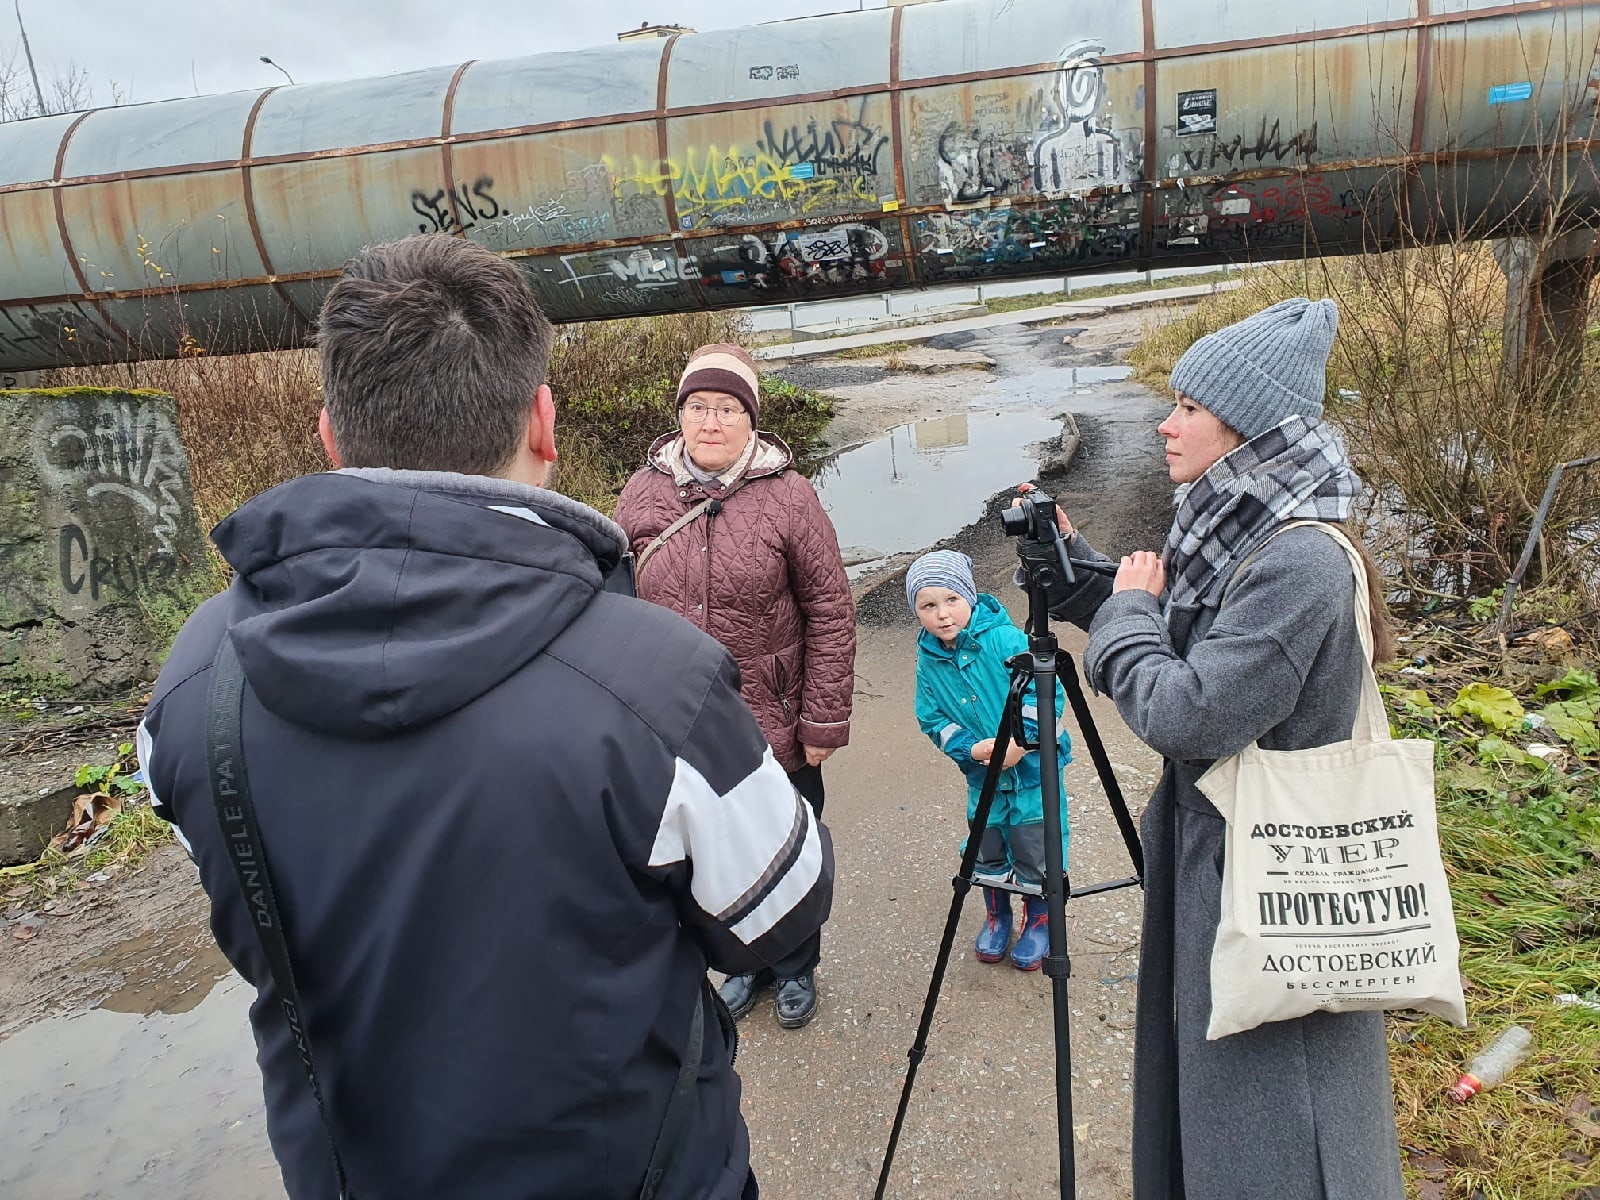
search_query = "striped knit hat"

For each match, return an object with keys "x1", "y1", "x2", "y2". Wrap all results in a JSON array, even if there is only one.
[
  {"x1": 1168, "y1": 297, "x2": 1339, "y2": 439},
  {"x1": 676, "y1": 342, "x2": 760, "y2": 423},
  {"x1": 906, "y1": 549, "x2": 978, "y2": 614}
]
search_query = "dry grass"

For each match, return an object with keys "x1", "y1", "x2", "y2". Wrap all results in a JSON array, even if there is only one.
[
  {"x1": 1378, "y1": 631, "x2": 1600, "y2": 1199},
  {"x1": 41, "y1": 309, "x2": 835, "y2": 529},
  {"x1": 832, "y1": 340, "x2": 914, "y2": 360}
]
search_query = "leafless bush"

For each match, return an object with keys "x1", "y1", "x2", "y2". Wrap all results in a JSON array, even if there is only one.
[{"x1": 0, "y1": 45, "x2": 94, "y2": 122}]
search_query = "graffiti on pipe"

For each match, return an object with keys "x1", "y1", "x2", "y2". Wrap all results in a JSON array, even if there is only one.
[
  {"x1": 1158, "y1": 173, "x2": 1373, "y2": 252},
  {"x1": 915, "y1": 196, "x2": 1141, "y2": 279},
  {"x1": 920, "y1": 41, "x2": 1136, "y2": 207},
  {"x1": 412, "y1": 177, "x2": 506, "y2": 234},
  {"x1": 469, "y1": 161, "x2": 671, "y2": 251},
  {"x1": 697, "y1": 224, "x2": 893, "y2": 294},
  {"x1": 605, "y1": 99, "x2": 894, "y2": 230},
  {"x1": 1170, "y1": 119, "x2": 1321, "y2": 175}
]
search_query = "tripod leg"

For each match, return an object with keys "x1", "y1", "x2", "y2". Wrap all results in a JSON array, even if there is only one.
[
  {"x1": 1031, "y1": 640, "x2": 1076, "y2": 1200},
  {"x1": 874, "y1": 672, "x2": 1029, "y2": 1200},
  {"x1": 1054, "y1": 650, "x2": 1144, "y2": 884}
]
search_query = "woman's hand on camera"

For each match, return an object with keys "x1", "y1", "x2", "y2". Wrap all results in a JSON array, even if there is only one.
[
  {"x1": 1008, "y1": 491, "x2": 1074, "y2": 537},
  {"x1": 1113, "y1": 551, "x2": 1165, "y2": 596}
]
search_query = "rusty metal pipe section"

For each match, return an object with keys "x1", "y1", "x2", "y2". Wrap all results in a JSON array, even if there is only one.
[{"x1": 2, "y1": 0, "x2": 1599, "y2": 369}]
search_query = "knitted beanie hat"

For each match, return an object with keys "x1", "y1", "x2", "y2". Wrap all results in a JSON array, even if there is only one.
[
  {"x1": 1168, "y1": 297, "x2": 1339, "y2": 439},
  {"x1": 676, "y1": 342, "x2": 760, "y2": 424},
  {"x1": 906, "y1": 549, "x2": 978, "y2": 614}
]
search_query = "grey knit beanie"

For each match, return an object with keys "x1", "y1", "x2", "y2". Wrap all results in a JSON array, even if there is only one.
[
  {"x1": 1168, "y1": 297, "x2": 1339, "y2": 439},
  {"x1": 906, "y1": 549, "x2": 978, "y2": 614}
]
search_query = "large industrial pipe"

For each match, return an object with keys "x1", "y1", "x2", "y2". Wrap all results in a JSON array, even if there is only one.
[{"x1": 1, "y1": 0, "x2": 1597, "y2": 370}]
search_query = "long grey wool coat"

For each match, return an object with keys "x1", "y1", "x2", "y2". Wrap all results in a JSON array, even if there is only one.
[{"x1": 1049, "y1": 524, "x2": 1405, "y2": 1200}]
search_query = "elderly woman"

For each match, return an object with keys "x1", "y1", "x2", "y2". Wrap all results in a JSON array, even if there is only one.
[
  {"x1": 1036, "y1": 299, "x2": 1403, "y2": 1200},
  {"x1": 614, "y1": 342, "x2": 855, "y2": 1031}
]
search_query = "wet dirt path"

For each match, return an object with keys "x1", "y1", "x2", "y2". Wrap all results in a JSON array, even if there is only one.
[{"x1": 0, "y1": 307, "x2": 1185, "y2": 1200}]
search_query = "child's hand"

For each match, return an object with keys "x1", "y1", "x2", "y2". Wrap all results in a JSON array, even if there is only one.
[{"x1": 971, "y1": 739, "x2": 1025, "y2": 769}]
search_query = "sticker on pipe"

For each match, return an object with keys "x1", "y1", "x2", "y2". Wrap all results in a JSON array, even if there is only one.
[
  {"x1": 1177, "y1": 89, "x2": 1217, "y2": 137},
  {"x1": 1489, "y1": 82, "x2": 1534, "y2": 105}
]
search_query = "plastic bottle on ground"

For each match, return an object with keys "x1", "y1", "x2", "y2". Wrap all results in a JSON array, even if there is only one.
[{"x1": 1448, "y1": 1024, "x2": 1534, "y2": 1101}]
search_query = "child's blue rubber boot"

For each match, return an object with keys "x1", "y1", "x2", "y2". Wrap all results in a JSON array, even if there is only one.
[
  {"x1": 975, "y1": 886, "x2": 1012, "y2": 962},
  {"x1": 1011, "y1": 894, "x2": 1050, "y2": 971}
]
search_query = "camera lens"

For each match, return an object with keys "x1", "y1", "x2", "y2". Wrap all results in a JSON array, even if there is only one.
[{"x1": 999, "y1": 505, "x2": 1030, "y2": 537}]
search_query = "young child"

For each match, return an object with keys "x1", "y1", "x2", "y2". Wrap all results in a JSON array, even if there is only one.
[{"x1": 909, "y1": 550, "x2": 1071, "y2": 971}]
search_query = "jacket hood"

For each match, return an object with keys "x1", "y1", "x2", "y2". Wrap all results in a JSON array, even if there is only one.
[
  {"x1": 917, "y1": 592, "x2": 1012, "y2": 658},
  {"x1": 211, "y1": 469, "x2": 628, "y2": 738},
  {"x1": 646, "y1": 430, "x2": 793, "y2": 486}
]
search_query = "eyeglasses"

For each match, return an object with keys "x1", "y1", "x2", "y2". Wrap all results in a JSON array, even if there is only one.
[{"x1": 681, "y1": 401, "x2": 748, "y2": 425}]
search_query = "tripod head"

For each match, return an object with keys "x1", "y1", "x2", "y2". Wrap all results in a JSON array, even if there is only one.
[{"x1": 1002, "y1": 487, "x2": 1076, "y2": 638}]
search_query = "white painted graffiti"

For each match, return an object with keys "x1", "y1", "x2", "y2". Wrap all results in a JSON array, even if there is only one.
[
  {"x1": 935, "y1": 40, "x2": 1135, "y2": 205},
  {"x1": 1029, "y1": 41, "x2": 1132, "y2": 194},
  {"x1": 35, "y1": 403, "x2": 190, "y2": 558}
]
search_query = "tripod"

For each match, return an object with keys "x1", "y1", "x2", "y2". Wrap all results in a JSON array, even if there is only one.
[{"x1": 874, "y1": 498, "x2": 1146, "y2": 1200}]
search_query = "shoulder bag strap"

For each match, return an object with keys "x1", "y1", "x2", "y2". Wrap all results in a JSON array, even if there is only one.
[
  {"x1": 634, "y1": 478, "x2": 751, "y2": 583},
  {"x1": 635, "y1": 499, "x2": 714, "y2": 582},
  {"x1": 1221, "y1": 520, "x2": 1387, "y2": 743},
  {"x1": 207, "y1": 635, "x2": 353, "y2": 1199}
]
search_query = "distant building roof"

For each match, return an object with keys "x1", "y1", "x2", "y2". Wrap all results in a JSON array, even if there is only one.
[{"x1": 617, "y1": 22, "x2": 695, "y2": 41}]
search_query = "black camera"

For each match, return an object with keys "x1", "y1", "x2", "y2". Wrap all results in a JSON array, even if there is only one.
[{"x1": 1000, "y1": 489, "x2": 1061, "y2": 542}]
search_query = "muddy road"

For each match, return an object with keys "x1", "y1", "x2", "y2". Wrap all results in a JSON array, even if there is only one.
[{"x1": 0, "y1": 306, "x2": 1186, "y2": 1200}]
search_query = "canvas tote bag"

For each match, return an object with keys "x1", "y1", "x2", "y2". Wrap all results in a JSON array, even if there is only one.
[{"x1": 1198, "y1": 521, "x2": 1468, "y2": 1040}]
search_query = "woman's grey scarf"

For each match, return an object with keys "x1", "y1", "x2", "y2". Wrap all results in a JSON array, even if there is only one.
[{"x1": 1164, "y1": 415, "x2": 1362, "y2": 613}]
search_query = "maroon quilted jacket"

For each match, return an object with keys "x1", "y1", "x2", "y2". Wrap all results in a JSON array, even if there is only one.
[{"x1": 614, "y1": 431, "x2": 855, "y2": 772}]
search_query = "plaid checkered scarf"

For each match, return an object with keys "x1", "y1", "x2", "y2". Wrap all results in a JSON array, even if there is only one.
[{"x1": 1164, "y1": 415, "x2": 1362, "y2": 613}]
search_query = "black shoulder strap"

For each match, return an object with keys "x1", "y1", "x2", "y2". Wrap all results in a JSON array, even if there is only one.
[
  {"x1": 207, "y1": 635, "x2": 352, "y2": 1199},
  {"x1": 638, "y1": 983, "x2": 707, "y2": 1200}
]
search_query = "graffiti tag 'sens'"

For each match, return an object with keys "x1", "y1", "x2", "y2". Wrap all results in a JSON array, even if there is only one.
[
  {"x1": 58, "y1": 523, "x2": 178, "y2": 602},
  {"x1": 413, "y1": 177, "x2": 505, "y2": 234}
]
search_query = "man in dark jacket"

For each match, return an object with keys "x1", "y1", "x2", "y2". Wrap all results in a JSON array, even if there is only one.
[{"x1": 137, "y1": 234, "x2": 832, "y2": 1200}]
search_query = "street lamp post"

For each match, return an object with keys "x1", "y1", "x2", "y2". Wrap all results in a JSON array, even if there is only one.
[{"x1": 259, "y1": 56, "x2": 295, "y2": 86}]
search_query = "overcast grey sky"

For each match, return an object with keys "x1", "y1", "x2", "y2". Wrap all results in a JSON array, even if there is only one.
[{"x1": 10, "y1": 1, "x2": 891, "y2": 107}]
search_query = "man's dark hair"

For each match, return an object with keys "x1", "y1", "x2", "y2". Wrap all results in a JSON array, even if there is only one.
[{"x1": 318, "y1": 234, "x2": 556, "y2": 474}]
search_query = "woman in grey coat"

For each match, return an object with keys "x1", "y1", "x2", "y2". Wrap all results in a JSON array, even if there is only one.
[{"x1": 1039, "y1": 298, "x2": 1403, "y2": 1199}]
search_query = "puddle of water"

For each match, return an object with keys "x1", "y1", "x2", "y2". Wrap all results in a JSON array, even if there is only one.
[
  {"x1": 984, "y1": 364, "x2": 1133, "y2": 410},
  {"x1": 80, "y1": 922, "x2": 234, "y2": 1016},
  {"x1": 0, "y1": 974, "x2": 283, "y2": 1200},
  {"x1": 814, "y1": 409, "x2": 1062, "y2": 576}
]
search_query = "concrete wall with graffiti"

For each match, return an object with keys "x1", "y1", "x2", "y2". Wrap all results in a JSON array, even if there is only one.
[
  {"x1": 0, "y1": 390, "x2": 209, "y2": 695},
  {"x1": 1, "y1": 0, "x2": 1598, "y2": 369}
]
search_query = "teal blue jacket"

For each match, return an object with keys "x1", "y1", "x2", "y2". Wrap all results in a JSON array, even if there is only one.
[{"x1": 914, "y1": 594, "x2": 1072, "y2": 828}]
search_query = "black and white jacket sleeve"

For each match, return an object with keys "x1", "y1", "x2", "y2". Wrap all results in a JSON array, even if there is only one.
[{"x1": 641, "y1": 648, "x2": 834, "y2": 974}]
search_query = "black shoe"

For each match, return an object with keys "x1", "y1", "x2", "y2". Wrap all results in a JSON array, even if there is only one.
[
  {"x1": 718, "y1": 970, "x2": 773, "y2": 1021},
  {"x1": 775, "y1": 974, "x2": 818, "y2": 1029}
]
